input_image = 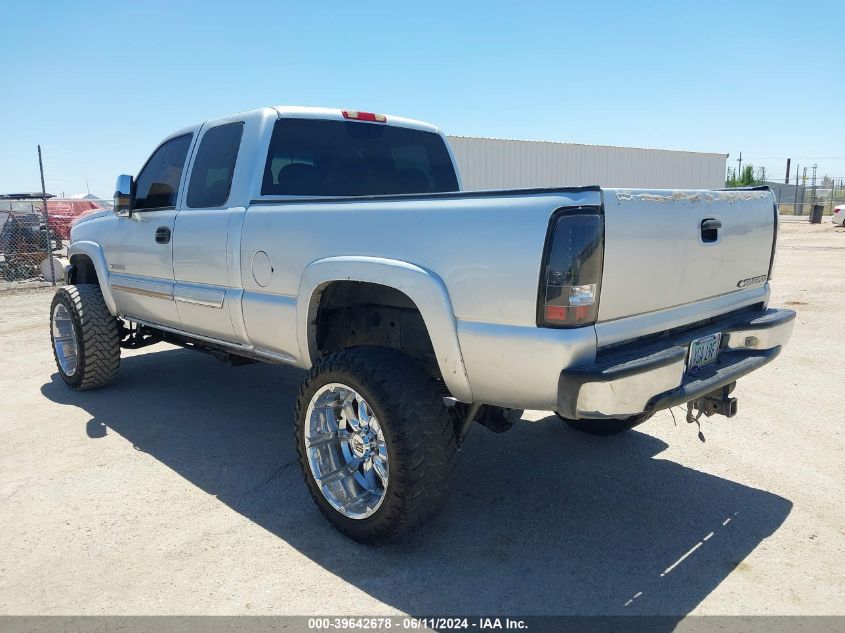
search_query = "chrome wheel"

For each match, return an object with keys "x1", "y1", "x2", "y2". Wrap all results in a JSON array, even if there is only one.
[
  {"x1": 304, "y1": 383, "x2": 389, "y2": 519},
  {"x1": 52, "y1": 303, "x2": 78, "y2": 377}
]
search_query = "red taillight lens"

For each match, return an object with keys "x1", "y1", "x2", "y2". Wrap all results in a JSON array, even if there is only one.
[
  {"x1": 342, "y1": 110, "x2": 387, "y2": 122},
  {"x1": 538, "y1": 212, "x2": 603, "y2": 327}
]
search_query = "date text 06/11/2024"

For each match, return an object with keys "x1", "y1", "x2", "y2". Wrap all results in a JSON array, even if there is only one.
[{"x1": 306, "y1": 617, "x2": 528, "y2": 630}]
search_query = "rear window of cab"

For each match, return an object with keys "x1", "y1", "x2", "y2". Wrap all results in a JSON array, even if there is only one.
[{"x1": 261, "y1": 118, "x2": 459, "y2": 197}]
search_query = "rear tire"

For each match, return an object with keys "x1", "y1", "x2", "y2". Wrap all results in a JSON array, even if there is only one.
[
  {"x1": 556, "y1": 412, "x2": 651, "y2": 436},
  {"x1": 295, "y1": 347, "x2": 458, "y2": 544},
  {"x1": 50, "y1": 284, "x2": 120, "y2": 390}
]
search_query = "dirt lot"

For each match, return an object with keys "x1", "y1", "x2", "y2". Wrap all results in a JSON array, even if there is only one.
[{"x1": 0, "y1": 220, "x2": 843, "y2": 617}]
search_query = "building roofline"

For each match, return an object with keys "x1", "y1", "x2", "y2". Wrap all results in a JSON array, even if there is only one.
[
  {"x1": 446, "y1": 134, "x2": 728, "y2": 158},
  {"x1": 0, "y1": 192, "x2": 56, "y2": 200}
]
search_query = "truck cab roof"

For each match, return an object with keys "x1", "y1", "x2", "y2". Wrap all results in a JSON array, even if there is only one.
[
  {"x1": 155, "y1": 106, "x2": 445, "y2": 164},
  {"x1": 270, "y1": 106, "x2": 442, "y2": 135}
]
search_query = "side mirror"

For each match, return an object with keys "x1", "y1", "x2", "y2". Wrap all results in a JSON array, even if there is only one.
[{"x1": 114, "y1": 174, "x2": 134, "y2": 216}]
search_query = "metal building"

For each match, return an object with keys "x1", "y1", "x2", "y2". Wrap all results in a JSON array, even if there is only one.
[{"x1": 446, "y1": 136, "x2": 727, "y2": 191}]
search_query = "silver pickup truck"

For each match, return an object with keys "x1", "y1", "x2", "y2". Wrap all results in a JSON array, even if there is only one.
[{"x1": 50, "y1": 106, "x2": 795, "y2": 542}]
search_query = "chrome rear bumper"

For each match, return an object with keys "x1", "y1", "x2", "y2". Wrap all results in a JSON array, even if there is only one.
[{"x1": 557, "y1": 307, "x2": 796, "y2": 420}]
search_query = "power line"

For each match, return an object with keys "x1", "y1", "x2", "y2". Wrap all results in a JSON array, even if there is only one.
[
  {"x1": 756, "y1": 173, "x2": 841, "y2": 180},
  {"x1": 740, "y1": 156, "x2": 845, "y2": 160}
]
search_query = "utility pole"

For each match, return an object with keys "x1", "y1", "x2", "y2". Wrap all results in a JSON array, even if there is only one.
[
  {"x1": 810, "y1": 164, "x2": 818, "y2": 207},
  {"x1": 808, "y1": 164, "x2": 819, "y2": 223},
  {"x1": 785, "y1": 158, "x2": 791, "y2": 184},
  {"x1": 37, "y1": 144, "x2": 56, "y2": 286},
  {"x1": 793, "y1": 162, "x2": 800, "y2": 214},
  {"x1": 802, "y1": 166, "x2": 808, "y2": 214},
  {"x1": 737, "y1": 152, "x2": 743, "y2": 181}
]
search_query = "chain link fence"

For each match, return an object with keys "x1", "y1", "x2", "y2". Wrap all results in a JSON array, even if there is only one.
[
  {"x1": 0, "y1": 195, "x2": 111, "y2": 290},
  {"x1": 766, "y1": 182, "x2": 844, "y2": 217},
  {"x1": 775, "y1": 199, "x2": 845, "y2": 216}
]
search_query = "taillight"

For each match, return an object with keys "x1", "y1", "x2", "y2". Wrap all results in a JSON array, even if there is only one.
[
  {"x1": 341, "y1": 110, "x2": 387, "y2": 123},
  {"x1": 538, "y1": 212, "x2": 604, "y2": 327}
]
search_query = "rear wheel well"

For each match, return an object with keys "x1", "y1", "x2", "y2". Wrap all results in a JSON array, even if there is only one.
[
  {"x1": 312, "y1": 281, "x2": 439, "y2": 379},
  {"x1": 68, "y1": 254, "x2": 99, "y2": 285}
]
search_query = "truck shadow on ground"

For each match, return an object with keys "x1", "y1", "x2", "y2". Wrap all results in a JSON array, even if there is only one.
[{"x1": 42, "y1": 345, "x2": 792, "y2": 617}]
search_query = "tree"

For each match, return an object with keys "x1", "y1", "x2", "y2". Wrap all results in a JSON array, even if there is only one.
[{"x1": 726, "y1": 164, "x2": 767, "y2": 187}]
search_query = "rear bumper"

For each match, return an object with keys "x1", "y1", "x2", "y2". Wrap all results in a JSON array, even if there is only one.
[{"x1": 557, "y1": 307, "x2": 796, "y2": 420}]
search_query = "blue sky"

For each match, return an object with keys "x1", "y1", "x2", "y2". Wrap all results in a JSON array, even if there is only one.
[{"x1": 1, "y1": 0, "x2": 843, "y2": 198}]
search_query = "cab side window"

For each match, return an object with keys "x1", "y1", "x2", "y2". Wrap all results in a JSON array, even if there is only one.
[
  {"x1": 187, "y1": 123, "x2": 244, "y2": 208},
  {"x1": 134, "y1": 134, "x2": 192, "y2": 211}
]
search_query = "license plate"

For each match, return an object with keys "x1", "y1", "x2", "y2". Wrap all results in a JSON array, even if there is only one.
[{"x1": 687, "y1": 332, "x2": 722, "y2": 373}]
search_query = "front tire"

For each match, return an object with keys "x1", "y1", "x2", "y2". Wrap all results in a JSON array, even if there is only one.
[
  {"x1": 295, "y1": 347, "x2": 458, "y2": 544},
  {"x1": 50, "y1": 284, "x2": 120, "y2": 390},
  {"x1": 556, "y1": 412, "x2": 651, "y2": 436}
]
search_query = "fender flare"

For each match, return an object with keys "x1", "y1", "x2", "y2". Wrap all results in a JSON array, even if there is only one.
[
  {"x1": 67, "y1": 241, "x2": 118, "y2": 316},
  {"x1": 297, "y1": 256, "x2": 473, "y2": 403}
]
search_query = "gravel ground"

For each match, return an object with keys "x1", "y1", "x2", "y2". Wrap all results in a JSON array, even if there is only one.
[{"x1": 0, "y1": 220, "x2": 842, "y2": 616}]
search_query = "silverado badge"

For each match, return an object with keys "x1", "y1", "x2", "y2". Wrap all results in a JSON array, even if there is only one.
[{"x1": 737, "y1": 274, "x2": 767, "y2": 288}]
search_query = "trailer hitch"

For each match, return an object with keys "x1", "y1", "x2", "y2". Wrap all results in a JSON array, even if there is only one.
[{"x1": 686, "y1": 382, "x2": 738, "y2": 421}]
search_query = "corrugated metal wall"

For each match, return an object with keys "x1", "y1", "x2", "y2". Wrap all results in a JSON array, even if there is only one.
[{"x1": 446, "y1": 136, "x2": 727, "y2": 191}]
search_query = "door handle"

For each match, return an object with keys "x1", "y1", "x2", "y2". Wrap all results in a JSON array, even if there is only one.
[
  {"x1": 155, "y1": 226, "x2": 171, "y2": 244},
  {"x1": 701, "y1": 218, "x2": 721, "y2": 243}
]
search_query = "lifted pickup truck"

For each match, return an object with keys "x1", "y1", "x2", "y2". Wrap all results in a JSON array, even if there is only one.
[{"x1": 51, "y1": 106, "x2": 795, "y2": 543}]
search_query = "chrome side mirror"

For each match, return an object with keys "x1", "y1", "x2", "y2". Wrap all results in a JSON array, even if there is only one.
[{"x1": 114, "y1": 174, "x2": 134, "y2": 216}]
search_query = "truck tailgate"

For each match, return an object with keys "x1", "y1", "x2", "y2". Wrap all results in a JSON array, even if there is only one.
[{"x1": 598, "y1": 189, "x2": 776, "y2": 322}]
